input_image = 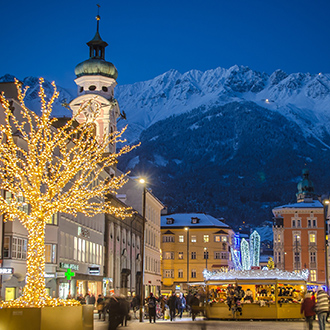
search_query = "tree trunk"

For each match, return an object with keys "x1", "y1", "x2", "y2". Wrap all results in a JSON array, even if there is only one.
[{"x1": 23, "y1": 217, "x2": 47, "y2": 306}]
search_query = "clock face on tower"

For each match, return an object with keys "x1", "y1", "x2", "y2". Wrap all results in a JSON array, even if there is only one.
[{"x1": 82, "y1": 99, "x2": 101, "y2": 120}]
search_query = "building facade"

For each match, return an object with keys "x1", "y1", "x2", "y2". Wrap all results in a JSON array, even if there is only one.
[
  {"x1": 273, "y1": 169, "x2": 327, "y2": 286},
  {"x1": 160, "y1": 213, "x2": 235, "y2": 294}
]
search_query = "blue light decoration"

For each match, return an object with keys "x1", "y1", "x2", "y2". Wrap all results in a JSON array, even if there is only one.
[
  {"x1": 241, "y1": 238, "x2": 250, "y2": 270},
  {"x1": 250, "y1": 230, "x2": 260, "y2": 267},
  {"x1": 231, "y1": 249, "x2": 242, "y2": 270}
]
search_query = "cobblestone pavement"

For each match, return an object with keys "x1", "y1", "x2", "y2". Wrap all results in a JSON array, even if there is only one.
[{"x1": 94, "y1": 315, "x2": 309, "y2": 330}]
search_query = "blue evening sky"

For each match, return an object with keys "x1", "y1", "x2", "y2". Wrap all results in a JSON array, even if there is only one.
[{"x1": 1, "y1": 0, "x2": 330, "y2": 89}]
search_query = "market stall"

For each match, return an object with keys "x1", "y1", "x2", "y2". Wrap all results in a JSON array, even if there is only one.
[{"x1": 204, "y1": 268, "x2": 308, "y2": 320}]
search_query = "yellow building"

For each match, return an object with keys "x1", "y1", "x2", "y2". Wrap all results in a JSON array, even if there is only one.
[{"x1": 161, "y1": 213, "x2": 235, "y2": 294}]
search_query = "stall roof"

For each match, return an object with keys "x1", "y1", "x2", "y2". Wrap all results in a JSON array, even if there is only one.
[{"x1": 205, "y1": 268, "x2": 308, "y2": 282}]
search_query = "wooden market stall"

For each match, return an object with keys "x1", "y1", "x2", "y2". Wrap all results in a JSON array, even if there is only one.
[{"x1": 204, "y1": 268, "x2": 308, "y2": 320}]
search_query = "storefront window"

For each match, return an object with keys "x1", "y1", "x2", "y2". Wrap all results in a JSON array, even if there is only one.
[
  {"x1": 3, "y1": 236, "x2": 10, "y2": 258},
  {"x1": 45, "y1": 244, "x2": 57, "y2": 263}
]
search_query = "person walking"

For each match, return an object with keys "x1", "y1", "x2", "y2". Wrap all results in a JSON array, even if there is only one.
[
  {"x1": 177, "y1": 293, "x2": 186, "y2": 318},
  {"x1": 168, "y1": 293, "x2": 178, "y2": 321},
  {"x1": 147, "y1": 292, "x2": 157, "y2": 323},
  {"x1": 191, "y1": 293, "x2": 200, "y2": 321},
  {"x1": 97, "y1": 294, "x2": 105, "y2": 320},
  {"x1": 315, "y1": 288, "x2": 329, "y2": 330},
  {"x1": 301, "y1": 292, "x2": 316, "y2": 330}
]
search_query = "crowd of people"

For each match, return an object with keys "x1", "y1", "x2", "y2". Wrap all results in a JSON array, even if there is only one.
[{"x1": 70, "y1": 290, "x2": 203, "y2": 330}]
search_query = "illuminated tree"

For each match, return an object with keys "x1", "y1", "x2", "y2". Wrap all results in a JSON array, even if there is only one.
[{"x1": 0, "y1": 79, "x2": 136, "y2": 307}]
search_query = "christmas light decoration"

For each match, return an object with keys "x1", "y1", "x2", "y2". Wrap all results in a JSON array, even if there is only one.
[
  {"x1": 240, "y1": 238, "x2": 250, "y2": 270},
  {"x1": 0, "y1": 79, "x2": 138, "y2": 308},
  {"x1": 231, "y1": 249, "x2": 242, "y2": 271},
  {"x1": 250, "y1": 230, "x2": 260, "y2": 267}
]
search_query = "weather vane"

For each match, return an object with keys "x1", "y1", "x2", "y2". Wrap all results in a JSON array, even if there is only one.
[{"x1": 96, "y1": 4, "x2": 101, "y2": 31}]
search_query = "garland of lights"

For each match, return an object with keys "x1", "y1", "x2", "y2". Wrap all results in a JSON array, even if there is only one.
[{"x1": 0, "y1": 79, "x2": 138, "y2": 308}]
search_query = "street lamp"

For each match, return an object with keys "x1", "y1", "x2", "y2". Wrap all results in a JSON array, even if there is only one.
[
  {"x1": 184, "y1": 227, "x2": 189, "y2": 289},
  {"x1": 323, "y1": 199, "x2": 330, "y2": 292},
  {"x1": 139, "y1": 178, "x2": 147, "y2": 322}
]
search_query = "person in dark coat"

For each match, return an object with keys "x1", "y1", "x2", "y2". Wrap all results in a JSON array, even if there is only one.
[
  {"x1": 147, "y1": 292, "x2": 157, "y2": 323},
  {"x1": 168, "y1": 293, "x2": 178, "y2": 321},
  {"x1": 191, "y1": 293, "x2": 200, "y2": 321},
  {"x1": 106, "y1": 295, "x2": 125, "y2": 330},
  {"x1": 97, "y1": 294, "x2": 105, "y2": 320},
  {"x1": 177, "y1": 293, "x2": 186, "y2": 318},
  {"x1": 301, "y1": 292, "x2": 316, "y2": 330}
]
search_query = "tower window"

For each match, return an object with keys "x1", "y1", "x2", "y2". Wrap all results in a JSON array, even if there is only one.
[
  {"x1": 79, "y1": 86, "x2": 84, "y2": 93},
  {"x1": 89, "y1": 85, "x2": 96, "y2": 91},
  {"x1": 102, "y1": 86, "x2": 108, "y2": 92}
]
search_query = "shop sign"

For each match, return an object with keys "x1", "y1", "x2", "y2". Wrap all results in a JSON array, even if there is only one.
[
  {"x1": 251, "y1": 266, "x2": 261, "y2": 270},
  {"x1": 175, "y1": 285, "x2": 181, "y2": 291},
  {"x1": 0, "y1": 267, "x2": 13, "y2": 275},
  {"x1": 45, "y1": 273, "x2": 56, "y2": 278},
  {"x1": 59, "y1": 262, "x2": 79, "y2": 271},
  {"x1": 56, "y1": 272, "x2": 66, "y2": 278},
  {"x1": 89, "y1": 267, "x2": 100, "y2": 275}
]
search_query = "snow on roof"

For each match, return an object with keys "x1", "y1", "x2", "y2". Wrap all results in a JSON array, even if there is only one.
[
  {"x1": 273, "y1": 200, "x2": 323, "y2": 210},
  {"x1": 204, "y1": 268, "x2": 308, "y2": 282},
  {"x1": 161, "y1": 213, "x2": 230, "y2": 229}
]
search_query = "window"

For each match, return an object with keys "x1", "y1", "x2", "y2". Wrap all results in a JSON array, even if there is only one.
[
  {"x1": 178, "y1": 235, "x2": 184, "y2": 243},
  {"x1": 313, "y1": 219, "x2": 317, "y2": 227},
  {"x1": 297, "y1": 219, "x2": 301, "y2": 228},
  {"x1": 309, "y1": 233, "x2": 316, "y2": 243},
  {"x1": 293, "y1": 234, "x2": 301, "y2": 244},
  {"x1": 294, "y1": 252, "x2": 300, "y2": 262},
  {"x1": 164, "y1": 270, "x2": 174, "y2": 278},
  {"x1": 214, "y1": 235, "x2": 221, "y2": 242},
  {"x1": 178, "y1": 270, "x2": 183, "y2": 278},
  {"x1": 191, "y1": 269, "x2": 197, "y2": 278},
  {"x1": 221, "y1": 252, "x2": 228, "y2": 259},
  {"x1": 46, "y1": 213, "x2": 58, "y2": 225},
  {"x1": 11, "y1": 237, "x2": 27, "y2": 260},
  {"x1": 310, "y1": 270, "x2": 317, "y2": 282},
  {"x1": 310, "y1": 252, "x2": 316, "y2": 263},
  {"x1": 191, "y1": 252, "x2": 196, "y2": 259},
  {"x1": 308, "y1": 220, "x2": 311, "y2": 228},
  {"x1": 203, "y1": 251, "x2": 209, "y2": 259},
  {"x1": 214, "y1": 252, "x2": 221, "y2": 259},
  {"x1": 191, "y1": 235, "x2": 197, "y2": 243},
  {"x1": 191, "y1": 217, "x2": 199, "y2": 224},
  {"x1": 292, "y1": 219, "x2": 296, "y2": 228},
  {"x1": 164, "y1": 252, "x2": 174, "y2": 259},
  {"x1": 278, "y1": 252, "x2": 281, "y2": 263},
  {"x1": 277, "y1": 234, "x2": 281, "y2": 243},
  {"x1": 4, "y1": 236, "x2": 10, "y2": 258},
  {"x1": 166, "y1": 218, "x2": 174, "y2": 224},
  {"x1": 178, "y1": 252, "x2": 183, "y2": 259},
  {"x1": 203, "y1": 235, "x2": 209, "y2": 243},
  {"x1": 45, "y1": 244, "x2": 57, "y2": 263},
  {"x1": 163, "y1": 236, "x2": 174, "y2": 243},
  {"x1": 221, "y1": 236, "x2": 228, "y2": 242}
]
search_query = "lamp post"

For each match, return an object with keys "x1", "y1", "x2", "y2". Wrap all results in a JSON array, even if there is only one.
[
  {"x1": 323, "y1": 199, "x2": 330, "y2": 292},
  {"x1": 130, "y1": 215, "x2": 138, "y2": 297},
  {"x1": 139, "y1": 178, "x2": 147, "y2": 322},
  {"x1": 184, "y1": 227, "x2": 189, "y2": 290}
]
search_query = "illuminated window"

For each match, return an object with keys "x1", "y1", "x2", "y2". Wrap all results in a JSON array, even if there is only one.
[
  {"x1": 309, "y1": 233, "x2": 316, "y2": 243},
  {"x1": 164, "y1": 270, "x2": 174, "y2": 278},
  {"x1": 178, "y1": 252, "x2": 183, "y2": 259},
  {"x1": 214, "y1": 235, "x2": 221, "y2": 242},
  {"x1": 310, "y1": 270, "x2": 317, "y2": 282},
  {"x1": 221, "y1": 236, "x2": 228, "y2": 242},
  {"x1": 46, "y1": 213, "x2": 58, "y2": 225},
  {"x1": 191, "y1": 235, "x2": 197, "y2": 243},
  {"x1": 178, "y1": 235, "x2": 184, "y2": 243},
  {"x1": 277, "y1": 234, "x2": 281, "y2": 242},
  {"x1": 45, "y1": 244, "x2": 57, "y2": 263},
  {"x1": 203, "y1": 235, "x2": 209, "y2": 243},
  {"x1": 164, "y1": 252, "x2": 174, "y2": 259}
]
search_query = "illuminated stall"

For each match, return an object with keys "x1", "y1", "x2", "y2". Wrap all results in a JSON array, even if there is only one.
[{"x1": 205, "y1": 268, "x2": 307, "y2": 320}]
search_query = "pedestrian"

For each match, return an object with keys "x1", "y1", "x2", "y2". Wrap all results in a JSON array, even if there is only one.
[
  {"x1": 177, "y1": 292, "x2": 186, "y2": 318},
  {"x1": 97, "y1": 294, "x2": 105, "y2": 320},
  {"x1": 191, "y1": 293, "x2": 200, "y2": 321},
  {"x1": 106, "y1": 295, "x2": 124, "y2": 330},
  {"x1": 315, "y1": 288, "x2": 329, "y2": 330},
  {"x1": 89, "y1": 293, "x2": 96, "y2": 306},
  {"x1": 159, "y1": 295, "x2": 166, "y2": 319},
  {"x1": 147, "y1": 292, "x2": 157, "y2": 323},
  {"x1": 120, "y1": 297, "x2": 130, "y2": 327},
  {"x1": 301, "y1": 292, "x2": 316, "y2": 330},
  {"x1": 168, "y1": 292, "x2": 177, "y2": 321}
]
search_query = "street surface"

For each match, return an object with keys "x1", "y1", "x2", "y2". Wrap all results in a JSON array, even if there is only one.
[{"x1": 94, "y1": 314, "x2": 308, "y2": 330}]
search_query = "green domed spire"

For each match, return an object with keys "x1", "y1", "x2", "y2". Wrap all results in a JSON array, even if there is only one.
[
  {"x1": 296, "y1": 169, "x2": 317, "y2": 202},
  {"x1": 74, "y1": 10, "x2": 118, "y2": 80}
]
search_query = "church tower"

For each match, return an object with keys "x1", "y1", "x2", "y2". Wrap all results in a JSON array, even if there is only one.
[{"x1": 69, "y1": 11, "x2": 120, "y2": 154}]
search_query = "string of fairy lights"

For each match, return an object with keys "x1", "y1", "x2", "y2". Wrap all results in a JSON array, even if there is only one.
[{"x1": 0, "y1": 78, "x2": 138, "y2": 308}]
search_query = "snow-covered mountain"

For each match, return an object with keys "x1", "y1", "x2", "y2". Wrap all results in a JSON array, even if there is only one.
[
  {"x1": 2, "y1": 65, "x2": 330, "y2": 229},
  {"x1": 115, "y1": 65, "x2": 330, "y2": 144}
]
